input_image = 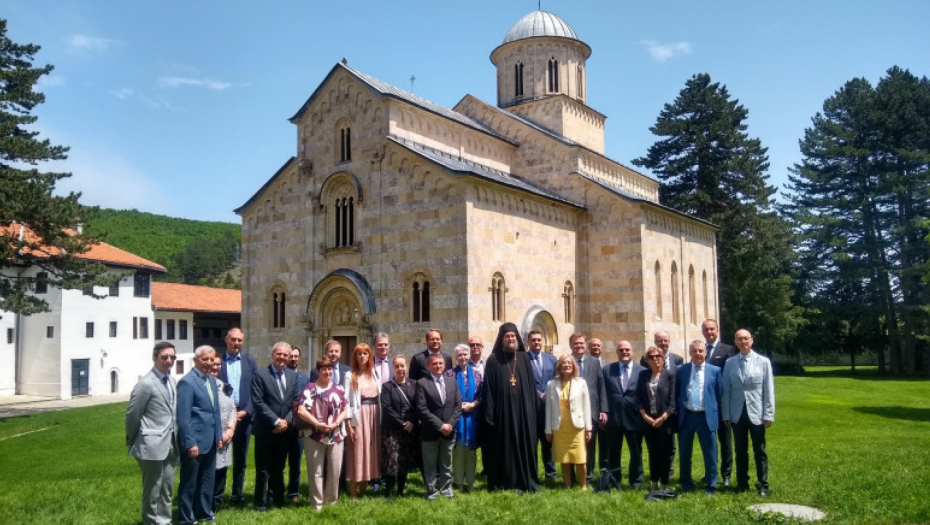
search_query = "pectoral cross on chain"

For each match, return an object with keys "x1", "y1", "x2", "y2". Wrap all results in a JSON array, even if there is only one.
[{"x1": 510, "y1": 374, "x2": 517, "y2": 386}]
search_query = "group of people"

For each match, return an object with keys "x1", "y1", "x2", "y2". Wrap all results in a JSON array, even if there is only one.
[{"x1": 125, "y1": 320, "x2": 774, "y2": 524}]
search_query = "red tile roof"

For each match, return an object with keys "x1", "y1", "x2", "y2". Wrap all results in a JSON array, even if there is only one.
[
  {"x1": 151, "y1": 282, "x2": 241, "y2": 313},
  {"x1": 3, "y1": 222, "x2": 165, "y2": 272}
]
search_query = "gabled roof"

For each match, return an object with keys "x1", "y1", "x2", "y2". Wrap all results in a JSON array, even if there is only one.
[
  {"x1": 233, "y1": 156, "x2": 296, "y2": 215},
  {"x1": 2, "y1": 222, "x2": 166, "y2": 272},
  {"x1": 288, "y1": 62, "x2": 516, "y2": 145},
  {"x1": 455, "y1": 95, "x2": 658, "y2": 183},
  {"x1": 151, "y1": 282, "x2": 241, "y2": 313},
  {"x1": 576, "y1": 172, "x2": 718, "y2": 230},
  {"x1": 389, "y1": 137, "x2": 584, "y2": 209}
]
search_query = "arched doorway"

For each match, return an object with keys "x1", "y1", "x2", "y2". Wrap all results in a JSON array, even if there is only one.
[
  {"x1": 305, "y1": 269, "x2": 376, "y2": 365},
  {"x1": 521, "y1": 306, "x2": 558, "y2": 354}
]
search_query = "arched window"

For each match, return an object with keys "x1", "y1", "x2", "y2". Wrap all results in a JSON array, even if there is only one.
[
  {"x1": 338, "y1": 126, "x2": 351, "y2": 162},
  {"x1": 412, "y1": 274, "x2": 431, "y2": 323},
  {"x1": 576, "y1": 65, "x2": 584, "y2": 100},
  {"x1": 270, "y1": 286, "x2": 286, "y2": 329},
  {"x1": 654, "y1": 261, "x2": 663, "y2": 320},
  {"x1": 702, "y1": 270, "x2": 709, "y2": 321},
  {"x1": 688, "y1": 265, "x2": 697, "y2": 325},
  {"x1": 514, "y1": 62, "x2": 524, "y2": 97},
  {"x1": 548, "y1": 58, "x2": 559, "y2": 92},
  {"x1": 562, "y1": 281, "x2": 575, "y2": 323},
  {"x1": 334, "y1": 196, "x2": 355, "y2": 247},
  {"x1": 491, "y1": 273, "x2": 506, "y2": 322},
  {"x1": 671, "y1": 262, "x2": 680, "y2": 324},
  {"x1": 110, "y1": 371, "x2": 119, "y2": 394}
]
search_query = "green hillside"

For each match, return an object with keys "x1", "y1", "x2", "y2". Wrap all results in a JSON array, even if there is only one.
[{"x1": 84, "y1": 208, "x2": 241, "y2": 286}]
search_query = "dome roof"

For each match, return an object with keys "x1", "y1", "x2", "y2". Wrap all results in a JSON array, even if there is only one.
[{"x1": 502, "y1": 11, "x2": 579, "y2": 44}]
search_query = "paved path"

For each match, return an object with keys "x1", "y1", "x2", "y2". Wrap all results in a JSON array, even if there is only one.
[{"x1": 0, "y1": 394, "x2": 130, "y2": 419}]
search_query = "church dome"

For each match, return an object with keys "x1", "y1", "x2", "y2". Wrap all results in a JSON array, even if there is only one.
[{"x1": 502, "y1": 11, "x2": 579, "y2": 44}]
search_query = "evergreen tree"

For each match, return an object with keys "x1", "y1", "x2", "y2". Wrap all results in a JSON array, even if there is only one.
[
  {"x1": 787, "y1": 67, "x2": 930, "y2": 375},
  {"x1": 0, "y1": 18, "x2": 106, "y2": 314},
  {"x1": 634, "y1": 73, "x2": 802, "y2": 347}
]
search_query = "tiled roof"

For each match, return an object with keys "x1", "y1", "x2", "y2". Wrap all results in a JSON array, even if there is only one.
[
  {"x1": 389, "y1": 137, "x2": 584, "y2": 208},
  {"x1": 289, "y1": 63, "x2": 515, "y2": 145},
  {"x1": 151, "y1": 282, "x2": 241, "y2": 313},
  {"x1": 2, "y1": 222, "x2": 166, "y2": 272}
]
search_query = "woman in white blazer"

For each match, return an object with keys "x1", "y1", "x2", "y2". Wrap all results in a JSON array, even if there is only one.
[{"x1": 545, "y1": 355, "x2": 592, "y2": 489}]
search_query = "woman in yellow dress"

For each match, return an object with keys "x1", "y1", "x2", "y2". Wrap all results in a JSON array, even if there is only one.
[{"x1": 545, "y1": 355, "x2": 592, "y2": 489}]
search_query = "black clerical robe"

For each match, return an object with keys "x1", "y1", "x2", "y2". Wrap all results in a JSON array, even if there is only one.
[{"x1": 480, "y1": 350, "x2": 540, "y2": 492}]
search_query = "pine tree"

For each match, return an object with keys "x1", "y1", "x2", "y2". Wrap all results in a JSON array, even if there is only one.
[
  {"x1": 634, "y1": 73, "x2": 802, "y2": 347},
  {"x1": 0, "y1": 18, "x2": 106, "y2": 314}
]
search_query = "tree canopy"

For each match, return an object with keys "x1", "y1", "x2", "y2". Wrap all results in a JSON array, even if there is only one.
[
  {"x1": 0, "y1": 18, "x2": 107, "y2": 314},
  {"x1": 634, "y1": 73, "x2": 802, "y2": 348}
]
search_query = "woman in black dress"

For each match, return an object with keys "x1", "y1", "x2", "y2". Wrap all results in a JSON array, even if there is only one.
[{"x1": 380, "y1": 354, "x2": 420, "y2": 498}]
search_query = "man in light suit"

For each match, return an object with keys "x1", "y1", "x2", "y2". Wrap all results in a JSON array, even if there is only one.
[
  {"x1": 309, "y1": 339, "x2": 351, "y2": 385},
  {"x1": 415, "y1": 352, "x2": 462, "y2": 500},
  {"x1": 722, "y1": 329, "x2": 775, "y2": 497},
  {"x1": 676, "y1": 340, "x2": 723, "y2": 494},
  {"x1": 215, "y1": 327, "x2": 258, "y2": 507},
  {"x1": 603, "y1": 340, "x2": 646, "y2": 488},
  {"x1": 409, "y1": 329, "x2": 454, "y2": 382},
  {"x1": 252, "y1": 342, "x2": 301, "y2": 511},
  {"x1": 702, "y1": 318, "x2": 738, "y2": 486},
  {"x1": 527, "y1": 330, "x2": 557, "y2": 480},
  {"x1": 177, "y1": 345, "x2": 222, "y2": 525},
  {"x1": 126, "y1": 342, "x2": 179, "y2": 525},
  {"x1": 570, "y1": 333, "x2": 607, "y2": 484},
  {"x1": 641, "y1": 330, "x2": 685, "y2": 479}
]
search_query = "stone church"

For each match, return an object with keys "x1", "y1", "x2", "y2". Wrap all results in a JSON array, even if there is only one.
[{"x1": 235, "y1": 10, "x2": 718, "y2": 365}]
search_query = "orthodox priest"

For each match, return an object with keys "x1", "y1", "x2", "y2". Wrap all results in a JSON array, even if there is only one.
[{"x1": 479, "y1": 323, "x2": 540, "y2": 492}]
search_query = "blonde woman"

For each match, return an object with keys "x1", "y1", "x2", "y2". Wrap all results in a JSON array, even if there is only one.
[{"x1": 545, "y1": 355, "x2": 592, "y2": 489}]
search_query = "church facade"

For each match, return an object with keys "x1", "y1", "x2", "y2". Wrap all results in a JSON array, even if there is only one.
[{"x1": 236, "y1": 11, "x2": 718, "y2": 365}]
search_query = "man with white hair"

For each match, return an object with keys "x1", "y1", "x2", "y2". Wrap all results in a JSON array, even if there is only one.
[{"x1": 251, "y1": 342, "x2": 300, "y2": 511}]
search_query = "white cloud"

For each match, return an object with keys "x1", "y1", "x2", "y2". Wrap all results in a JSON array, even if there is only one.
[
  {"x1": 139, "y1": 93, "x2": 180, "y2": 112},
  {"x1": 111, "y1": 87, "x2": 134, "y2": 100},
  {"x1": 68, "y1": 34, "x2": 122, "y2": 53},
  {"x1": 642, "y1": 41, "x2": 692, "y2": 62},
  {"x1": 158, "y1": 76, "x2": 232, "y2": 90}
]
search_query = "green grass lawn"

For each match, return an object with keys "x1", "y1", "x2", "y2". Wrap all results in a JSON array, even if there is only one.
[{"x1": 1, "y1": 372, "x2": 928, "y2": 525}]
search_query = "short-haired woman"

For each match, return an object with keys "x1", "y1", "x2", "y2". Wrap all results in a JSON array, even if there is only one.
[{"x1": 296, "y1": 357, "x2": 348, "y2": 510}]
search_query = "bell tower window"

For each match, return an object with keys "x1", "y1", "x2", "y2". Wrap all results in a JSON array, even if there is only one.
[
  {"x1": 548, "y1": 58, "x2": 559, "y2": 93},
  {"x1": 514, "y1": 62, "x2": 524, "y2": 97}
]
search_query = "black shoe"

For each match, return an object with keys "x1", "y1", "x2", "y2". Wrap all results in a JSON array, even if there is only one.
[
  {"x1": 736, "y1": 485, "x2": 750, "y2": 493},
  {"x1": 705, "y1": 488, "x2": 716, "y2": 496},
  {"x1": 758, "y1": 487, "x2": 768, "y2": 497},
  {"x1": 722, "y1": 478, "x2": 731, "y2": 487}
]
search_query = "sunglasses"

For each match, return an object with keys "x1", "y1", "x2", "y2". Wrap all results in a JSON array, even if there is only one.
[
  {"x1": 158, "y1": 355, "x2": 177, "y2": 361},
  {"x1": 647, "y1": 355, "x2": 663, "y2": 360}
]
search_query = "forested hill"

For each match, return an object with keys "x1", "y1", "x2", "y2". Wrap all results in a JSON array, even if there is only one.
[{"x1": 84, "y1": 209, "x2": 241, "y2": 287}]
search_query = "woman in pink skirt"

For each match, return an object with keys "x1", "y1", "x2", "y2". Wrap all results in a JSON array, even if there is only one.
[{"x1": 344, "y1": 343, "x2": 381, "y2": 498}]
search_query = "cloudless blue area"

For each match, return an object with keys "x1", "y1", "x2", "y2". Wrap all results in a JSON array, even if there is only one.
[{"x1": 4, "y1": 0, "x2": 928, "y2": 222}]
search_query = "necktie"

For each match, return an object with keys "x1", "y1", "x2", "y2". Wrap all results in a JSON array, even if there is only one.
[
  {"x1": 577, "y1": 357, "x2": 583, "y2": 375},
  {"x1": 690, "y1": 366, "x2": 702, "y2": 409},
  {"x1": 739, "y1": 355, "x2": 748, "y2": 379},
  {"x1": 621, "y1": 364, "x2": 629, "y2": 391},
  {"x1": 203, "y1": 374, "x2": 215, "y2": 407},
  {"x1": 706, "y1": 343, "x2": 713, "y2": 360},
  {"x1": 276, "y1": 370, "x2": 285, "y2": 398},
  {"x1": 437, "y1": 378, "x2": 446, "y2": 404},
  {"x1": 162, "y1": 375, "x2": 173, "y2": 407},
  {"x1": 532, "y1": 355, "x2": 541, "y2": 380}
]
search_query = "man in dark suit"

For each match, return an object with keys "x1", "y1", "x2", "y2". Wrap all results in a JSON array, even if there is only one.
[
  {"x1": 676, "y1": 340, "x2": 724, "y2": 494},
  {"x1": 409, "y1": 329, "x2": 453, "y2": 381},
  {"x1": 285, "y1": 346, "x2": 312, "y2": 504},
  {"x1": 415, "y1": 353, "x2": 462, "y2": 500},
  {"x1": 177, "y1": 345, "x2": 222, "y2": 525},
  {"x1": 641, "y1": 329, "x2": 684, "y2": 479},
  {"x1": 569, "y1": 333, "x2": 607, "y2": 484},
  {"x1": 215, "y1": 327, "x2": 257, "y2": 507},
  {"x1": 527, "y1": 330, "x2": 557, "y2": 480},
  {"x1": 603, "y1": 340, "x2": 646, "y2": 488},
  {"x1": 309, "y1": 340, "x2": 351, "y2": 386},
  {"x1": 125, "y1": 342, "x2": 179, "y2": 525},
  {"x1": 251, "y1": 342, "x2": 301, "y2": 511},
  {"x1": 702, "y1": 318, "x2": 737, "y2": 486}
]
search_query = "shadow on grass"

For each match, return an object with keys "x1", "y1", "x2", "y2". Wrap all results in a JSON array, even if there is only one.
[{"x1": 852, "y1": 406, "x2": 930, "y2": 422}]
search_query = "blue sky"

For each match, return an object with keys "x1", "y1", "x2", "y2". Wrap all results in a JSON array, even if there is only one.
[{"x1": 5, "y1": 0, "x2": 928, "y2": 223}]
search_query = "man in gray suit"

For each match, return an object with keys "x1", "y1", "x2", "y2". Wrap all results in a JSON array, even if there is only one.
[
  {"x1": 126, "y1": 342, "x2": 179, "y2": 525},
  {"x1": 722, "y1": 329, "x2": 775, "y2": 497}
]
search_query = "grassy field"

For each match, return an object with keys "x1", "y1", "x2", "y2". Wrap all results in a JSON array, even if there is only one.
[{"x1": 1, "y1": 370, "x2": 928, "y2": 524}]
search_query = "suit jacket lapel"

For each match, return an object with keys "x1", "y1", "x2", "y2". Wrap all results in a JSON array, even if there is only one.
[{"x1": 152, "y1": 372, "x2": 171, "y2": 407}]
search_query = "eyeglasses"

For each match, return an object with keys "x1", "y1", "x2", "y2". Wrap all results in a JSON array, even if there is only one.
[
  {"x1": 469, "y1": 343, "x2": 482, "y2": 347},
  {"x1": 647, "y1": 355, "x2": 663, "y2": 360},
  {"x1": 158, "y1": 355, "x2": 177, "y2": 361}
]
